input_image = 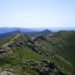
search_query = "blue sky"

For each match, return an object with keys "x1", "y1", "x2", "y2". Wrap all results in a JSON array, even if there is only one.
[{"x1": 0, "y1": 0, "x2": 75, "y2": 29}]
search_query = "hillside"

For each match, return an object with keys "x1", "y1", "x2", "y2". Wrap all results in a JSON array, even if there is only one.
[
  {"x1": 0, "y1": 31, "x2": 74, "y2": 75},
  {"x1": 49, "y1": 31, "x2": 75, "y2": 74},
  {"x1": 35, "y1": 30, "x2": 75, "y2": 74}
]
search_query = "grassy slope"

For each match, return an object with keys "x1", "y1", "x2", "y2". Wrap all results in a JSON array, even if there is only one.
[
  {"x1": 50, "y1": 31, "x2": 75, "y2": 74},
  {"x1": 0, "y1": 33, "x2": 74, "y2": 75},
  {"x1": 36, "y1": 31, "x2": 75, "y2": 74},
  {"x1": 0, "y1": 47, "x2": 73, "y2": 75}
]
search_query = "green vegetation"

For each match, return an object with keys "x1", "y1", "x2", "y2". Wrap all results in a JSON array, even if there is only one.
[
  {"x1": 0, "y1": 31, "x2": 74, "y2": 75},
  {"x1": 0, "y1": 47, "x2": 73, "y2": 75},
  {"x1": 36, "y1": 31, "x2": 75, "y2": 74}
]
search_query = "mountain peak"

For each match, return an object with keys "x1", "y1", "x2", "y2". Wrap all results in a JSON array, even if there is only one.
[
  {"x1": 42, "y1": 29, "x2": 52, "y2": 32},
  {"x1": 13, "y1": 29, "x2": 22, "y2": 34}
]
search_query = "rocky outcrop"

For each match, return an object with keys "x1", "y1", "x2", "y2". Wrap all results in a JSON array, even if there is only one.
[
  {"x1": 0, "y1": 68, "x2": 18, "y2": 75},
  {"x1": 0, "y1": 34, "x2": 55, "y2": 57},
  {"x1": 12, "y1": 39, "x2": 55, "y2": 56},
  {"x1": 33, "y1": 35, "x2": 48, "y2": 41},
  {"x1": 30, "y1": 60, "x2": 66, "y2": 75},
  {"x1": 0, "y1": 47, "x2": 12, "y2": 54}
]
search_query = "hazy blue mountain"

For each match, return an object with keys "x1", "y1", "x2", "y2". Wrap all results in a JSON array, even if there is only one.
[
  {"x1": 25, "y1": 29, "x2": 52, "y2": 37},
  {"x1": 0, "y1": 30, "x2": 22, "y2": 39},
  {"x1": 0, "y1": 28, "x2": 52, "y2": 39},
  {"x1": 0, "y1": 27, "x2": 18, "y2": 34},
  {"x1": 0, "y1": 27, "x2": 45, "y2": 34}
]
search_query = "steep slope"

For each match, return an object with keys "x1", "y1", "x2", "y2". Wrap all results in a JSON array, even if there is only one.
[
  {"x1": 35, "y1": 31, "x2": 75, "y2": 74},
  {"x1": 0, "y1": 32, "x2": 73, "y2": 75},
  {"x1": 49, "y1": 31, "x2": 75, "y2": 74}
]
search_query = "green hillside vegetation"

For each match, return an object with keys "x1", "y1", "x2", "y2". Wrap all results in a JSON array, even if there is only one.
[
  {"x1": 35, "y1": 31, "x2": 75, "y2": 74},
  {"x1": 0, "y1": 32, "x2": 74, "y2": 75}
]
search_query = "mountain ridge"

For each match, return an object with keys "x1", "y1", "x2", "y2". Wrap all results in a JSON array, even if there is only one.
[{"x1": 0, "y1": 30, "x2": 74, "y2": 75}]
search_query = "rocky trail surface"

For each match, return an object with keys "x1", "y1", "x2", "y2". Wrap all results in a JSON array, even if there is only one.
[{"x1": 0, "y1": 34, "x2": 21, "y2": 54}]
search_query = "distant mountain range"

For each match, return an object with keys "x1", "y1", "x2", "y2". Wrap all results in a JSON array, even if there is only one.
[
  {"x1": 0, "y1": 27, "x2": 75, "y2": 34},
  {"x1": 0, "y1": 28, "x2": 52, "y2": 39},
  {"x1": 0, "y1": 27, "x2": 47, "y2": 34}
]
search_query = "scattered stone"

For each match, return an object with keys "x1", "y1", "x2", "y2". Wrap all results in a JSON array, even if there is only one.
[
  {"x1": 0, "y1": 69, "x2": 18, "y2": 75},
  {"x1": 30, "y1": 60, "x2": 66, "y2": 75}
]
